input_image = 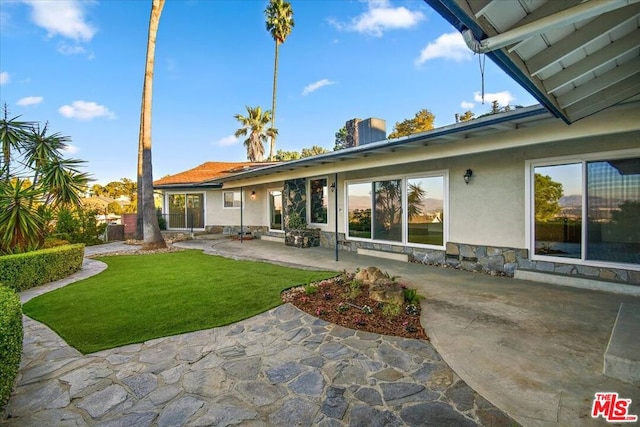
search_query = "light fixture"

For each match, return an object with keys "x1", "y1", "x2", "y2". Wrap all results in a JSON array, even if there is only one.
[
  {"x1": 330, "y1": 182, "x2": 336, "y2": 192},
  {"x1": 250, "y1": 191, "x2": 256, "y2": 200},
  {"x1": 463, "y1": 169, "x2": 473, "y2": 184}
]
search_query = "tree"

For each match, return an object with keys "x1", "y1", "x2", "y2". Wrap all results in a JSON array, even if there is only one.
[
  {"x1": 136, "y1": 0, "x2": 167, "y2": 250},
  {"x1": 0, "y1": 111, "x2": 90, "y2": 254},
  {"x1": 234, "y1": 106, "x2": 277, "y2": 162},
  {"x1": 265, "y1": 0, "x2": 294, "y2": 161},
  {"x1": 333, "y1": 126, "x2": 347, "y2": 151},
  {"x1": 456, "y1": 110, "x2": 475, "y2": 122},
  {"x1": 275, "y1": 149, "x2": 300, "y2": 161},
  {"x1": 388, "y1": 109, "x2": 435, "y2": 139},
  {"x1": 534, "y1": 173, "x2": 563, "y2": 222},
  {"x1": 301, "y1": 145, "x2": 329, "y2": 158}
]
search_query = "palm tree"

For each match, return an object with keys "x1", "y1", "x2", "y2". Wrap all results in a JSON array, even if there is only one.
[
  {"x1": 234, "y1": 106, "x2": 277, "y2": 162},
  {"x1": 0, "y1": 104, "x2": 33, "y2": 179},
  {"x1": 265, "y1": 0, "x2": 294, "y2": 161},
  {"x1": 136, "y1": 0, "x2": 167, "y2": 250}
]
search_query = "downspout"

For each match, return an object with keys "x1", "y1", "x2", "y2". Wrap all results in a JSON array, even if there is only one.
[
  {"x1": 334, "y1": 172, "x2": 339, "y2": 262},
  {"x1": 461, "y1": 0, "x2": 636, "y2": 53}
]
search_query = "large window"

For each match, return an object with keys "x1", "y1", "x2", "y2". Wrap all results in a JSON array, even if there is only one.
[
  {"x1": 347, "y1": 173, "x2": 446, "y2": 247},
  {"x1": 309, "y1": 178, "x2": 328, "y2": 224},
  {"x1": 531, "y1": 153, "x2": 639, "y2": 266},
  {"x1": 167, "y1": 193, "x2": 204, "y2": 229},
  {"x1": 269, "y1": 190, "x2": 283, "y2": 231}
]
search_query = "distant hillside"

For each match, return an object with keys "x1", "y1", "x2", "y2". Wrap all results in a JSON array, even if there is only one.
[{"x1": 348, "y1": 195, "x2": 442, "y2": 212}]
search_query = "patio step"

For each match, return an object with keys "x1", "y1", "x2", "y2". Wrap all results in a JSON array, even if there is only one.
[{"x1": 604, "y1": 302, "x2": 640, "y2": 386}]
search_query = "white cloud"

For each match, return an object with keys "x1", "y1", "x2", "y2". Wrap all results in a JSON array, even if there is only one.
[
  {"x1": 58, "y1": 100, "x2": 115, "y2": 120},
  {"x1": 17, "y1": 96, "x2": 43, "y2": 106},
  {"x1": 460, "y1": 101, "x2": 475, "y2": 110},
  {"x1": 23, "y1": 0, "x2": 96, "y2": 42},
  {"x1": 0, "y1": 71, "x2": 8, "y2": 85},
  {"x1": 474, "y1": 91, "x2": 515, "y2": 107},
  {"x1": 330, "y1": 0, "x2": 424, "y2": 37},
  {"x1": 62, "y1": 144, "x2": 79, "y2": 154},
  {"x1": 302, "y1": 79, "x2": 335, "y2": 96},
  {"x1": 416, "y1": 32, "x2": 472, "y2": 64},
  {"x1": 57, "y1": 42, "x2": 86, "y2": 55},
  {"x1": 217, "y1": 135, "x2": 239, "y2": 146}
]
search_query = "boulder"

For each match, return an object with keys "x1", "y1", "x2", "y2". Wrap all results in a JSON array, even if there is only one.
[
  {"x1": 354, "y1": 267, "x2": 388, "y2": 285},
  {"x1": 369, "y1": 279, "x2": 404, "y2": 306}
]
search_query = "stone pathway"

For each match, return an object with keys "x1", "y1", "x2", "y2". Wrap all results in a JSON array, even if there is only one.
[{"x1": 2, "y1": 243, "x2": 516, "y2": 426}]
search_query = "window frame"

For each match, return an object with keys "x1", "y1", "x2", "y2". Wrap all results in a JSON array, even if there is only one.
[
  {"x1": 307, "y1": 176, "x2": 329, "y2": 226},
  {"x1": 164, "y1": 191, "x2": 206, "y2": 230},
  {"x1": 344, "y1": 170, "x2": 448, "y2": 250},
  {"x1": 267, "y1": 188, "x2": 284, "y2": 233},
  {"x1": 222, "y1": 190, "x2": 244, "y2": 209},
  {"x1": 525, "y1": 148, "x2": 640, "y2": 270}
]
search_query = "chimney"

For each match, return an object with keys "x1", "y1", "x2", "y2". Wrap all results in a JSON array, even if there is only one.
[{"x1": 345, "y1": 118, "x2": 386, "y2": 147}]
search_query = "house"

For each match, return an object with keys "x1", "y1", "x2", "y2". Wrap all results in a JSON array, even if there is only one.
[{"x1": 154, "y1": 0, "x2": 640, "y2": 289}]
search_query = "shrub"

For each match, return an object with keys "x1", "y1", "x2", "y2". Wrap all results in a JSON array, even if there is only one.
[
  {"x1": 0, "y1": 285, "x2": 23, "y2": 412},
  {"x1": 346, "y1": 279, "x2": 362, "y2": 299},
  {"x1": 0, "y1": 244, "x2": 84, "y2": 292},
  {"x1": 403, "y1": 287, "x2": 424, "y2": 305},
  {"x1": 382, "y1": 303, "x2": 402, "y2": 318}
]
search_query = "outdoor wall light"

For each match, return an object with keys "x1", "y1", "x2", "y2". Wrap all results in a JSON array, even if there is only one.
[
  {"x1": 250, "y1": 191, "x2": 256, "y2": 200},
  {"x1": 463, "y1": 169, "x2": 473, "y2": 184},
  {"x1": 330, "y1": 182, "x2": 336, "y2": 192}
]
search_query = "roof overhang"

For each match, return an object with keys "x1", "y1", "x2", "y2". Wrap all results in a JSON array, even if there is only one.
[
  {"x1": 425, "y1": 0, "x2": 640, "y2": 124},
  {"x1": 215, "y1": 105, "x2": 555, "y2": 184},
  {"x1": 154, "y1": 182, "x2": 223, "y2": 190}
]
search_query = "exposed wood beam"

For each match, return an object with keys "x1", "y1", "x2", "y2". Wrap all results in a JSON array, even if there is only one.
[
  {"x1": 558, "y1": 57, "x2": 640, "y2": 108},
  {"x1": 528, "y1": 4, "x2": 640, "y2": 76},
  {"x1": 543, "y1": 30, "x2": 640, "y2": 94},
  {"x1": 565, "y1": 77, "x2": 640, "y2": 119}
]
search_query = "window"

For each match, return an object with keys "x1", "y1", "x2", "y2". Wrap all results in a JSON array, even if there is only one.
[
  {"x1": 407, "y1": 176, "x2": 444, "y2": 246},
  {"x1": 531, "y1": 153, "x2": 640, "y2": 266},
  {"x1": 223, "y1": 191, "x2": 242, "y2": 208},
  {"x1": 309, "y1": 178, "x2": 328, "y2": 224},
  {"x1": 346, "y1": 173, "x2": 446, "y2": 247},
  {"x1": 167, "y1": 193, "x2": 204, "y2": 229},
  {"x1": 269, "y1": 190, "x2": 283, "y2": 231}
]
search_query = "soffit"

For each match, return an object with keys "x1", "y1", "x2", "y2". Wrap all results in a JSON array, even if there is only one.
[{"x1": 426, "y1": 0, "x2": 640, "y2": 123}]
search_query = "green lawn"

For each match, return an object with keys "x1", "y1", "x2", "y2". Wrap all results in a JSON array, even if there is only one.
[{"x1": 22, "y1": 250, "x2": 334, "y2": 354}]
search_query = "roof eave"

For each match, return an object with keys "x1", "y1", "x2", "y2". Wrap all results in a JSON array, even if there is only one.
[{"x1": 424, "y1": 0, "x2": 571, "y2": 124}]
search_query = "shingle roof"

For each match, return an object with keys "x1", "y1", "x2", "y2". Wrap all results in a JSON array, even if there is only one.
[{"x1": 153, "y1": 162, "x2": 276, "y2": 187}]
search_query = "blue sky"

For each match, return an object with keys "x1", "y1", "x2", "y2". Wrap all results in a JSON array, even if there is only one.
[{"x1": 0, "y1": 0, "x2": 537, "y2": 185}]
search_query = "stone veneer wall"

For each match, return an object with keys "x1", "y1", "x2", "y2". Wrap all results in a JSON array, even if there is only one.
[
  {"x1": 284, "y1": 179, "x2": 306, "y2": 228},
  {"x1": 318, "y1": 231, "x2": 640, "y2": 285}
]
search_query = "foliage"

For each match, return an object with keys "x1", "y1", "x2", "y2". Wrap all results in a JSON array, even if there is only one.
[
  {"x1": 382, "y1": 303, "x2": 402, "y2": 318},
  {"x1": 53, "y1": 207, "x2": 106, "y2": 245},
  {"x1": 534, "y1": 173, "x2": 563, "y2": 222},
  {"x1": 333, "y1": 126, "x2": 347, "y2": 151},
  {"x1": 407, "y1": 182, "x2": 426, "y2": 220},
  {"x1": 287, "y1": 211, "x2": 306, "y2": 229},
  {"x1": 234, "y1": 106, "x2": 277, "y2": 162},
  {"x1": 0, "y1": 105, "x2": 91, "y2": 255},
  {"x1": 0, "y1": 244, "x2": 84, "y2": 292},
  {"x1": 362, "y1": 304, "x2": 374, "y2": 315},
  {"x1": 301, "y1": 145, "x2": 329, "y2": 157},
  {"x1": 402, "y1": 287, "x2": 424, "y2": 305},
  {"x1": 456, "y1": 110, "x2": 475, "y2": 122},
  {"x1": 265, "y1": 0, "x2": 295, "y2": 160},
  {"x1": 346, "y1": 279, "x2": 362, "y2": 299},
  {"x1": 405, "y1": 304, "x2": 419, "y2": 316},
  {"x1": 22, "y1": 250, "x2": 333, "y2": 353},
  {"x1": 388, "y1": 108, "x2": 435, "y2": 139},
  {"x1": 90, "y1": 178, "x2": 137, "y2": 214},
  {"x1": 303, "y1": 283, "x2": 318, "y2": 295},
  {"x1": 0, "y1": 284, "x2": 22, "y2": 412},
  {"x1": 274, "y1": 145, "x2": 329, "y2": 161}
]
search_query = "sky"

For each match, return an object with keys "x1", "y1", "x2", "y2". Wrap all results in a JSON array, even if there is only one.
[{"x1": 0, "y1": 0, "x2": 538, "y2": 185}]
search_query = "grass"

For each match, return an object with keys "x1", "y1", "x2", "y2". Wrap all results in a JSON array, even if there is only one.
[{"x1": 22, "y1": 250, "x2": 334, "y2": 354}]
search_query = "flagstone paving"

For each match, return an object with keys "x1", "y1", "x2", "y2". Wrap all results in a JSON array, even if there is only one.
[{"x1": 1, "y1": 243, "x2": 516, "y2": 426}]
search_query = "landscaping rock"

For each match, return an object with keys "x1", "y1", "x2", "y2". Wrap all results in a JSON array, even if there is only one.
[
  {"x1": 369, "y1": 279, "x2": 404, "y2": 305},
  {"x1": 354, "y1": 266, "x2": 387, "y2": 284}
]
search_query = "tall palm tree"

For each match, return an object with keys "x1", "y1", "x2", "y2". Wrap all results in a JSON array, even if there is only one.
[
  {"x1": 234, "y1": 106, "x2": 277, "y2": 162},
  {"x1": 265, "y1": 0, "x2": 294, "y2": 161},
  {"x1": 0, "y1": 104, "x2": 33, "y2": 179},
  {"x1": 137, "y1": 0, "x2": 166, "y2": 250}
]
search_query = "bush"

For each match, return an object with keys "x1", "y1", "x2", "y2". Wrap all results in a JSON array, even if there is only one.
[
  {"x1": 0, "y1": 285, "x2": 23, "y2": 412},
  {"x1": 0, "y1": 244, "x2": 84, "y2": 292}
]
